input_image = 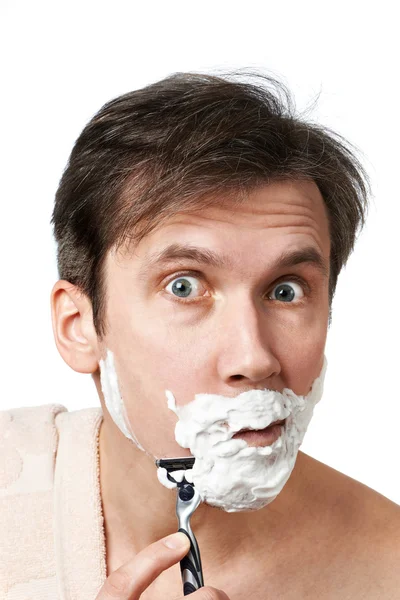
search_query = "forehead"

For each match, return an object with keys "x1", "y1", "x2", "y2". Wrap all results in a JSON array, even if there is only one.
[{"x1": 130, "y1": 179, "x2": 330, "y2": 262}]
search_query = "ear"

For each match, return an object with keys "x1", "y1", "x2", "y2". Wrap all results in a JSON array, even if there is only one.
[{"x1": 51, "y1": 280, "x2": 100, "y2": 373}]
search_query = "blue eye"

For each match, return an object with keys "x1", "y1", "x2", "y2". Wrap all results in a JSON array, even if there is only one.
[
  {"x1": 165, "y1": 276, "x2": 203, "y2": 299},
  {"x1": 270, "y1": 281, "x2": 304, "y2": 303}
]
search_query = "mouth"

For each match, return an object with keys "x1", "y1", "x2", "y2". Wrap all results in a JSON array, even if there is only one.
[{"x1": 232, "y1": 419, "x2": 286, "y2": 447}]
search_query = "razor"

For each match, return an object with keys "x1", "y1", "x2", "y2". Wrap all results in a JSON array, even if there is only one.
[{"x1": 156, "y1": 457, "x2": 204, "y2": 596}]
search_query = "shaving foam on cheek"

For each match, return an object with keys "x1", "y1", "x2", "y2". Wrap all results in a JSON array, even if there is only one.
[
  {"x1": 99, "y1": 349, "x2": 146, "y2": 452},
  {"x1": 158, "y1": 357, "x2": 327, "y2": 512}
]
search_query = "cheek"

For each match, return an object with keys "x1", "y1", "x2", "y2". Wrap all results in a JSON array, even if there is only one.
[
  {"x1": 103, "y1": 312, "x2": 212, "y2": 456},
  {"x1": 276, "y1": 320, "x2": 327, "y2": 395}
]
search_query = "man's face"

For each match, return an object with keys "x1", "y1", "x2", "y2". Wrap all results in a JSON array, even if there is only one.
[{"x1": 97, "y1": 179, "x2": 331, "y2": 458}]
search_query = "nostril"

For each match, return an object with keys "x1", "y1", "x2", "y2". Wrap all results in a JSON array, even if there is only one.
[{"x1": 230, "y1": 374, "x2": 244, "y2": 381}]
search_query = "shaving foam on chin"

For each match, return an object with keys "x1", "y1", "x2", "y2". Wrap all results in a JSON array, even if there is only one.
[
  {"x1": 159, "y1": 357, "x2": 327, "y2": 512},
  {"x1": 99, "y1": 349, "x2": 146, "y2": 452}
]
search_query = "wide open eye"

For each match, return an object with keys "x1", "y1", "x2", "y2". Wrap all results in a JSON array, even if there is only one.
[
  {"x1": 165, "y1": 276, "x2": 205, "y2": 300},
  {"x1": 269, "y1": 281, "x2": 304, "y2": 303}
]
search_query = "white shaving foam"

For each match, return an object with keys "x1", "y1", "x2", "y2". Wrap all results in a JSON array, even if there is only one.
[
  {"x1": 159, "y1": 357, "x2": 327, "y2": 512},
  {"x1": 156, "y1": 467, "x2": 194, "y2": 489},
  {"x1": 157, "y1": 467, "x2": 177, "y2": 489},
  {"x1": 99, "y1": 349, "x2": 146, "y2": 452}
]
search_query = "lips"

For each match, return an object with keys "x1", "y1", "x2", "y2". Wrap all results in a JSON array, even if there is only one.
[
  {"x1": 231, "y1": 419, "x2": 286, "y2": 447},
  {"x1": 233, "y1": 418, "x2": 286, "y2": 436}
]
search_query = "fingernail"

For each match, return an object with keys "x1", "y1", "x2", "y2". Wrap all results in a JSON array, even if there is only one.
[{"x1": 163, "y1": 532, "x2": 189, "y2": 549}]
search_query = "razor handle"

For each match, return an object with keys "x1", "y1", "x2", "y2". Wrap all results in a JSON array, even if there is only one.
[{"x1": 176, "y1": 484, "x2": 204, "y2": 595}]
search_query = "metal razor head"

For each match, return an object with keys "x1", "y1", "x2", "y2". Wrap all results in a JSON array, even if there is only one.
[{"x1": 156, "y1": 457, "x2": 195, "y2": 472}]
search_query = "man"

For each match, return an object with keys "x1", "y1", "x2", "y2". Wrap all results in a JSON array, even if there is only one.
[{"x1": 1, "y1": 72, "x2": 399, "y2": 599}]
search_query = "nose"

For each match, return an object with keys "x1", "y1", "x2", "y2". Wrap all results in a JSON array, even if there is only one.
[{"x1": 215, "y1": 293, "x2": 281, "y2": 387}]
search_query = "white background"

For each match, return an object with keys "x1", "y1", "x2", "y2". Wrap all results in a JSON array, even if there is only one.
[{"x1": 1, "y1": 1, "x2": 399, "y2": 503}]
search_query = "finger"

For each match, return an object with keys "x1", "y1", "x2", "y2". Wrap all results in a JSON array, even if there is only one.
[
  {"x1": 188, "y1": 587, "x2": 231, "y2": 600},
  {"x1": 96, "y1": 532, "x2": 190, "y2": 600}
]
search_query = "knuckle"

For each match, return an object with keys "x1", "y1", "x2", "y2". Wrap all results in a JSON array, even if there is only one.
[
  {"x1": 196, "y1": 586, "x2": 230, "y2": 600},
  {"x1": 101, "y1": 569, "x2": 131, "y2": 597}
]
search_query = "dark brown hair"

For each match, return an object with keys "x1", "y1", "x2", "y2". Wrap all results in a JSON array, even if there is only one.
[{"x1": 52, "y1": 71, "x2": 369, "y2": 336}]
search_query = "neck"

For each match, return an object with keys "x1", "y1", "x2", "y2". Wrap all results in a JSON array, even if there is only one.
[{"x1": 99, "y1": 413, "x2": 311, "y2": 577}]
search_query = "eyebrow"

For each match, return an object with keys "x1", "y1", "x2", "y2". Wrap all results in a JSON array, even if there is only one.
[{"x1": 139, "y1": 242, "x2": 329, "y2": 280}]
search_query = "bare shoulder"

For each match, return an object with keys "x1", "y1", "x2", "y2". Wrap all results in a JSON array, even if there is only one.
[
  {"x1": 342, "y1": 467, "x2": 400, "y2": 596},
  {"x1": 300, "y1": 453, "x2": 400, "y2": 598}
]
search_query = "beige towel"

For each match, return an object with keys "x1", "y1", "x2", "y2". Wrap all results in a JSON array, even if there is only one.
[{"x1": 0, "y1": 404, "x2": 107, "y2": 600}]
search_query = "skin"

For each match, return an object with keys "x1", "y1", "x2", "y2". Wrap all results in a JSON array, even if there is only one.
[
  {"x1": 52, "y1": 180, "x2": 400, "y2": 599},
  {"x1": 94, "y1": 532, "x2": 229, "y2": 600}
]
